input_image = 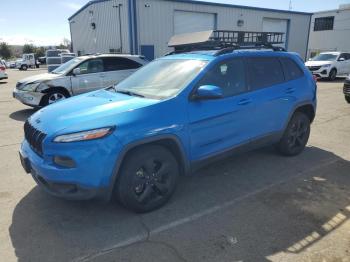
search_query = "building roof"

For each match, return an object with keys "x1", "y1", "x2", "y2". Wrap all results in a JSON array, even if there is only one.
[{"x1": 68, "y1": 0, "x2": 312, "y2": 21}]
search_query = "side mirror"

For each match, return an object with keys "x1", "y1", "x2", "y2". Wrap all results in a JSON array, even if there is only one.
[
  {"x1": 72, "y1": 68, "x2": 81, "y2": 76},
  {"x1": 193, "y1": 85, "x2": 223, "y2": 100},
  {"x1": 338, "y1": 57, "x2": 345, "y2": 62}
]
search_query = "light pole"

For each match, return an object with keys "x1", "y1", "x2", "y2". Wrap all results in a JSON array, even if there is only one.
[{"x1": 113, "y1": 3, "x2": 123, "y2": 53}]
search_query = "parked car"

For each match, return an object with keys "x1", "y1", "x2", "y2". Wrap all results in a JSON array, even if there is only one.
[
  {"x1": 9, "y1": 61, "x2": 17, "y2": 68},
  {"x1": 0, "y1": 62, "x2": 8, "y2": 80},
  {"x1": 1, "y1": 59, "x2": 7, "y2": 68},
  {"x1": 16, "y1": 53, "x2": 37, "y2": 70},
  {"x1": 343, "y1": 74, "x2": 350, "y2": 103},
  {"x1": 305, "y1": 52, "x2": 350, "y2": 80},
  {"x1": 13, "y1": 54, "x2": 148, "y2": 107},
  {"x1": 19, "y1": 50, "x2": 317, "y2": 212}
]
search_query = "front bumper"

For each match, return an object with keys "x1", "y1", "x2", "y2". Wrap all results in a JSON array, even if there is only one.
[
  {"x1": 0, "y1": 72, "x2": 7, "y2": 80},
  {"x1": 20, "y1": 135, "x2": 122, "y2": 200},
  {"x1": 13, "y1": 88, "x2": 44, "y2": 106},
  {"x1": 307, "y1": 66, "x2": 330, "y2": 78}
]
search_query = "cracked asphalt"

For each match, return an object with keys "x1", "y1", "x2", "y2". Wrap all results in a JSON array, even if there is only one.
[{"x1": 0, "y1": 69, "x2": 349, "y2": 262}]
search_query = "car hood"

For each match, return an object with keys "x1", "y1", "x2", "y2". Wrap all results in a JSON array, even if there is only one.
[
  {"x1": 17, "y1": 73, "x2": 61, "y2": 87},
  {"x1": 28, "y1": 89, "x2": 160, "y2": 135},
  {"x1": 305, "y1": 61, "x2": 333, "y2": 67}
]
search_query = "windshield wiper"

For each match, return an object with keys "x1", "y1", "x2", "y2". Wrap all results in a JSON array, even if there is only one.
[{"x1": 116, "y1": 89, "x2": 145, "y2": 98}]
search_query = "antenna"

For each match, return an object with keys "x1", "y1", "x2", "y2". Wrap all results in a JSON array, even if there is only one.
[{"x1": 289, "y1": 0, "x2": 292, "y2": 10}]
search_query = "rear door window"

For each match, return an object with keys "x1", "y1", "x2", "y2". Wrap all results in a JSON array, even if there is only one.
[
  {"x1": 280, "y1": 57, "x2": 304, "y2": 81},
  {"x1": 77, "y1": 59, "x2": 104, "y2": 74},
  {"x1": 103, "y1": 57, "x2": 142, "y2": 72},
  {"x1": 247, "y1": 57, "x2": 284, "y2": 90}
]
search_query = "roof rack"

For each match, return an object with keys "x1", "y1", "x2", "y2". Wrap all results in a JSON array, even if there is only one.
[{"x1": 167, "y1": 30, "x2": 286, "y2": 56}]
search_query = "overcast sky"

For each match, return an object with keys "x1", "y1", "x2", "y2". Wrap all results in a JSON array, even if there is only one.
[{"x1": 0, "y1": 0, "x2": 349, "y2": 46}]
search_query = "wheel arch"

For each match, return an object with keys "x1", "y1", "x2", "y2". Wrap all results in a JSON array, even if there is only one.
[
  {"x1": 295, "y1": 104, "x2": 315, "y2": 123},
  {"x1": 39, "y1": 86, "x2": 71, "y2": 106},
  {"x1": 106, "y1": 134, "x2": 191, "y2": 200}
]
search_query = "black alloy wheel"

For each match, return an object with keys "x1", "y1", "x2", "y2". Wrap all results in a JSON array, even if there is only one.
[
  {"x1": 116, "y1": 145, "x2": 179, "y2": 213},
  {"x1": 277, "y1": 112, "x2": 310, "y2": 156}
]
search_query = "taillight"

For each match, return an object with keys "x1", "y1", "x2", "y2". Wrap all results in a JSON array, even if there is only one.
[
  {"x1": 312, "y1": 75, "x2": 318, "y2": 82},
  {"x1": 0, "y1": 65, "x2": 5, "y2": 71}
]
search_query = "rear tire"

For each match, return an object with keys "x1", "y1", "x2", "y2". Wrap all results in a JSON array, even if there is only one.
[
  {"x1": 116, "y1": 145, "x2": 179, "y2": 213},
  {"x1": 328, "y1": 68, "x2": 337, "y2": 81},
  {"x1": 345, "y1": 96, "x2": 350, "y2": 104},
  {"x1": 277, "y1": 112, "x2": 310, "y2": 156}
]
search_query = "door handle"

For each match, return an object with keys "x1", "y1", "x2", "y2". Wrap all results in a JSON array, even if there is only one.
[
  {"x1": 237, "y1": 98, "x2": 252, "y2": 105},
  {"x1": 286, "y1": 87, "x2": 295, "y2": 94}
]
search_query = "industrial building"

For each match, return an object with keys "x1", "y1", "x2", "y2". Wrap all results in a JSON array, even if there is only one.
[
  {"x1": 68, "y1": 0, "x2": 312, "y2": 60},
  {"x1": 307, "y1": 4, "x2": 350, "y2": 58}
]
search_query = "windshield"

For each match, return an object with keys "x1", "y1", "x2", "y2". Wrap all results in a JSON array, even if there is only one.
[
  {"x1": 310, "y1": 53, "x2": 338, "y2": 61},
  {"x1": 51, "y1": 57, "x2": 83, "y2": 74},
  {"x1": 115, "y1": 59, "x2": 208, "y2": 99}
]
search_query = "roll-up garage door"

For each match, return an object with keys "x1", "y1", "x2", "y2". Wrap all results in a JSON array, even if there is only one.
[
  {"x1": 263, "y1": 18, "x2": 288, "y2": 48},
  {"x1": 174, "y1": 11, "x2": 216, "y2": 35}
]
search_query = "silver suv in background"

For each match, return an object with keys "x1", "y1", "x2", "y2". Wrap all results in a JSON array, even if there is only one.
[{"x1": 13, "y1": 54, "x2": 148, "y2": 107}]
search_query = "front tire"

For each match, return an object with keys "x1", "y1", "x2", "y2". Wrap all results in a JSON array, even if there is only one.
[
  {"x1": 345, "y1": 96, "x2": 350, "y2": 103},
  {"x1": 41, "y1": 91, "x2": 67, "y2": 106},
  {"x1": 20, "y1": 65, "x2": 28, "y2": 71},
  {"x1": 328, "y1": 68, "x2": 337, "y2": 81},
  {"x1": 116, "y1": 145, "x2": 179, "y2": 213},
  {"x1": 277, "y1": 112, "x2": 310, "y2": 156}
]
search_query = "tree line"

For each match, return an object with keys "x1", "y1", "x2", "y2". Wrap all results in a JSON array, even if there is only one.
[{"x1": 0, "y1": 40, "x2": 71, "y2": 60}]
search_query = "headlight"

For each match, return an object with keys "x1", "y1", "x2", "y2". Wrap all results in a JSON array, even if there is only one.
[
  {"x1": 322, "y1": 64, "x2": 331, "y2": 68},
  {"x1": 21, "y1": 82, "x2": 40, "y2": 91},
  {"x1": 53, "y1": 127, "x2": 115, "y2": 143}
]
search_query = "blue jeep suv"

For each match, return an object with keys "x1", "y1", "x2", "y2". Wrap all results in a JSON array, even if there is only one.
[{"x1": 20, "y1": 50, "x2": 317, "y2": 212}]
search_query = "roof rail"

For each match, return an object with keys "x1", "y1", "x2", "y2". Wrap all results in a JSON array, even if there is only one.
[{"x1": 167, "y1": 30, "x2": 285, "y2": 55}]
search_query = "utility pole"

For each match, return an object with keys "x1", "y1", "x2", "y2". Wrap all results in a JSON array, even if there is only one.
[{"x1": 289, "y1": 0, "x2": 292, "y2": 10}]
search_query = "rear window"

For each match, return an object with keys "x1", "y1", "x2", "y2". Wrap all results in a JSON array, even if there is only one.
[
  {"x1": 247, "y1": 57, "x2": 284, "y2": 90},
  {"x1": 280, "y1": 57, "x2": 304, "y2": 81},
  {"x1": 103, "y1": 57, "x2": 142, "y2": 71}
]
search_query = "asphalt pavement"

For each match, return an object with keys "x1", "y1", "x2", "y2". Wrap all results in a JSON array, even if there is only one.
[{"x1": 0, "y1": 68, "x2": 349, "y2": 262}]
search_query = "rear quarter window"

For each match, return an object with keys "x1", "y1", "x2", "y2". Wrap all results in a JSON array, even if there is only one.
[
  {"x1": 280, "y1": 57, "x2": 304, "y2": 81},
  {"x1": 103, "y1": 57, "x2": 142, "y2": 72},
  {"x1": 247, "y1": 57, "x2": 284, "y2": 90}
]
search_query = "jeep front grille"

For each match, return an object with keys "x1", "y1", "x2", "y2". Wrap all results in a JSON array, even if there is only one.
[{"x1": 24, "y1": 121, "x2": 47, "y2": 156}]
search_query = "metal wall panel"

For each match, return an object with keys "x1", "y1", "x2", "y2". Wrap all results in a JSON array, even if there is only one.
[
  {"x1": 70, "y1": 0, "x2": 130, "y2": 55},
  {"x1": 70, "y1": 0, "x2": 311, "y2": 59},
  {"x1": 308, "y1": 8, "x2": 350, "y2": 58},
  {"x1": 135, "y1": 0, "x2": 311, "y2": 59}
]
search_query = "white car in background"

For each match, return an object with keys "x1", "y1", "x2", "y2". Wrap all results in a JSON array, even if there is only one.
[
  {"x1": 13, "y1": 54, "x2": 148, "y2": 107},
  {"x1": 0, "y1": 60, "x2": 8, "y2": 80},
  {"x1": 305, "y1": 52, "x2": 350, "y2": 81}
]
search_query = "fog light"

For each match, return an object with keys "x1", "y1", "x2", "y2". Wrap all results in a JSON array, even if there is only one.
[{"x1": 53, "y1": 156, "x2": 76, "y2": 168}]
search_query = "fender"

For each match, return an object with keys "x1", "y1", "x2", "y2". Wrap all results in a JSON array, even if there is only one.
[
  {"x1": 105, "y1": 134, "x2": 191, "y2": 200},
  {"x1": 282, "y1": 100, "x2": 316, "y2": 132}
]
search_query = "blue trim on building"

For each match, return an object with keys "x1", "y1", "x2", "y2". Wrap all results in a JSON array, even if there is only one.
[
  {"x1": 285, "y1": 19, "x2": 290, "y2": 50},
  {"x1": 305, "y1": 15, "x2": 312, "y2": 60},
  {"x1": 132, "y1": 0, "x2": 138, "y2": 54},
  {"x1": 68, "y1": 0, "x2": 312, "y2": 21},
  {"x1": 128, "y1": 0, "x2": 134, "y2": 54}
]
